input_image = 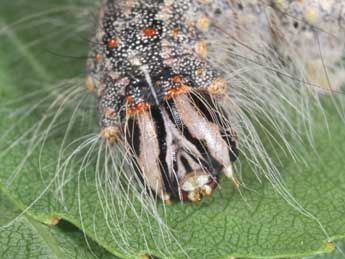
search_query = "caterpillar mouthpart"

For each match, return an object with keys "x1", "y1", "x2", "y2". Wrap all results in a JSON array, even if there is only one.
[
  {"x1": 87, "y1": 0, "x2": 245, "y2": 203},
  {"x1": 179, "y1": 171, "x2": 215, "y2": 202},
  {"x1": 118, "y1": 91, "x2": 239, "y2": 202}
]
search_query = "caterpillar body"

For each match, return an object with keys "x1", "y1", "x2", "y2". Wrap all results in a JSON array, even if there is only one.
[{"x1": 87, "y1": 0, "x2": 241, "y2": 202}]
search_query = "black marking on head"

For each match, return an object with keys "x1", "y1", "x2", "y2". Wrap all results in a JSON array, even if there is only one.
[
  {"x1": 150, "y1": 106, "x2": 179, "y2": 197},
  {"x1": 165, "y1": 96, "x2": 223, "y2": 176},
  {"x1": 126, "y1": 117, "x2": 141, "y2": 156},
  {"x1": 180, "y1": 156, "x2": 193, "y2": 173},
  {"x1": 164, "y1": 99, "x2": 183, "y2": 130},
  {"x1": 124, "y1": 91, "x2": 238, "y2": 199}
]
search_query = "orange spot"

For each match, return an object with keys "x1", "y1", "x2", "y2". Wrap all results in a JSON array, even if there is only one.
[
  {"x1": 107, "y1": 37, "x2": 118, "y2": 49},
  {"x1": 125, "y1": 95, "x2": 134, "y2": 103},
  {"x1": 164, "y1": 85, "x2": 190, "y2": 100},
  {"x1": 143, "y1": 28, "x2": 157, "y2": 37},
  {"x1": 171, "y1": 75, "x2": 182, "y2": 84},
  {"x1": 128, "y1": 102, "x2": 150, "y2": 115},
  {"x1": 85, "y1": 76, "x2": 95, "y2": 92},
  {"x1": 171, "y1": 28, "x2": 178, "y2": 38},
  {"x1": 95, "y1": 53, "x2": 103, "y2": 61}
]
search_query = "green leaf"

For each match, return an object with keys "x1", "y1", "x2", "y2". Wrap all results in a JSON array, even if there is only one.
[
  {"x1": 0, "y1": 193, "x2": 120, "y2": 259},
  {"x1": 1, "y1": 1, "x2": 345, "y2": 259}
]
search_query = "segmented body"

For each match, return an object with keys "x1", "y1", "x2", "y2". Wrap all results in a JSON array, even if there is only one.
[
  {"x1": 87, "y1": 0, "x2": 345, "y2": 201},
  {"x1": 87, "y1": 0, "x2": 241, "y2": 201},
  {"x1": 87, "y1": 0, "x2": 224, "y2": 126}
]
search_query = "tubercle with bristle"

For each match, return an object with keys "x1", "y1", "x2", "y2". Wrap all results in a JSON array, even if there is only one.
[
  {"x1": 207, "y1": 77, "x2": 227, "y2": 95},
  {"x1": 100, "y1": 126, "x2": 120, "y2": 144},
  {"x1": 224, "y1": 164, "x2": 240, "y2": 189}
]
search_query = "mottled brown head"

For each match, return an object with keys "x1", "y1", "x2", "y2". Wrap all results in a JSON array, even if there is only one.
[{"x1": 86, "y1": 0, "x2": 239, "y2": 201}]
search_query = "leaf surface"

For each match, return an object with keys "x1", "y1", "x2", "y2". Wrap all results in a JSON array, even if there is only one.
[{"x1": 0, "y1": 193, "x2": 120, "y2": 259}]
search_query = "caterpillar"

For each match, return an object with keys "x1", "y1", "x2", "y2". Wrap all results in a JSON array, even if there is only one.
[
  {"x1": 1, "y1": 0, "x2": 344, "y2": 258},
  {"x1": 87, "y1": 0, "x2": 241, "y2": 202},
  {"x1": 86, "y1": 0, "x2": 345, "y2": 202}
]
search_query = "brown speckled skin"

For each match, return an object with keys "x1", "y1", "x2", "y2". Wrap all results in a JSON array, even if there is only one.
[
  {"x1": 87, "y1": 0, "x2": 220, "y2": 130},
  {"x1": 86, "y1": 0, "x2": 242, "y2": 200}
]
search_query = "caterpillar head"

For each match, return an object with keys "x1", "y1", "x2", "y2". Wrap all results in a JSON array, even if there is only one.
[{"x1": 86, "y1": 0, "x2": 239, "y2": 202}]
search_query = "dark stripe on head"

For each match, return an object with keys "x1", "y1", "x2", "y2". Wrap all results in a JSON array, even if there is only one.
[
  {"x1": 126, "y1": 117, "x2": 141, "y2": 156},
  {"x1": 150, "y1": 106, "x2": 179, "y2": 197},
  {"x1": 125, "y1": 117, "x2": 144, "y2": 186},
  {"x1": 164, "y1": 97, "x2": 223, "y2": 176}
]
